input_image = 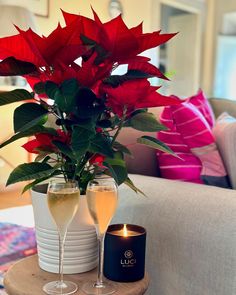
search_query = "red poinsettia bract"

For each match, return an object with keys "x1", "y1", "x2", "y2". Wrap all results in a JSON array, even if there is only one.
[
  {"x1": 89, "y1": 154, "x2": 105, "y2": 167},
  {"x1": 62, "y1": 10, "x2": 177, "y2": 64},
  {"x1": 22, "y1": 130, "x2": 69, "y2": 154},
  {"x1": 102, "y1": 79, "x2": 181, "y2": 117},
  {"x1": 0, "y1": 23, "x2": 88, "y2": 69},
  {"x1": 0, "y1": 8, "x2": 176, "y2": 93}
]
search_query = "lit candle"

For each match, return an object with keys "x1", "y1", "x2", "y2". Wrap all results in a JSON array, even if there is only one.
[
  {"x1": 104, "y1": 224, "x2": 146, "y2": 282},
  {"x1": 111, "y1": 224, "x2": 142, "y2": 237},
  {"x1": 123, "y1": 223, "x2": 128, "y2": 237}
]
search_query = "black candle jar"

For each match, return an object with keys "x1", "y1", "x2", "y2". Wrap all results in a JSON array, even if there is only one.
[{"x1": 104, "y1": 224, "x2": 146, "y2": 282}]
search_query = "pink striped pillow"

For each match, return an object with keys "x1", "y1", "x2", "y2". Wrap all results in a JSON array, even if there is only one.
[
  {"x1": 158, "y1": 105, "x2": 203, "y2": 184},
  {"x1": 186, "y1": 89, "x2": 215, "y2": 128},
  {"x1": 157, "y1": 95, "x2": 230, "y2": 188}
]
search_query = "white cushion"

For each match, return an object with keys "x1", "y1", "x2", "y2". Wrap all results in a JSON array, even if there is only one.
[{"x1": 213, "y1": 112, "x2": 236, "y2": 188}]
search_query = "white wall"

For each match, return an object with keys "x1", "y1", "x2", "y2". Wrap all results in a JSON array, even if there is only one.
[{"x1": 36, "y1": 0, "x2": 153, "y2": 35}]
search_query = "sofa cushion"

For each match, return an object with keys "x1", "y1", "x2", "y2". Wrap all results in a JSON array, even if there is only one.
[
  {"x1": 158, "y1": 106, "x2": 203, "y2": 184},
  {"x1": 187, "y1": 89, "x2": 215, "y2": 128},
  {"x1": 157, "y1": 94, "x2": 231, "y2": 188},
  {"x1": 213, "y1": 112, "x2": 236, "y2": 189}
]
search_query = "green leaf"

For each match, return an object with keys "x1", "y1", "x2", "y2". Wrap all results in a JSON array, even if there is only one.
[
  {"x1": 0, "y1": 89, "x2": 34, "y2": 106},
  {"x1": 22, "y1": 179, "x2": 45, "y2": 194},
  {"x1": 71, "y1": 126, "x2": 92, "y2": 158},
  {"x1": 124, "y1": 177, "x2": 146, "y2": 196},
  {"x1": 103, "y1": 70, "x2": 152, "y2": 87},
  {"x1": 0, "y1": 57, "x2": 37, "y2": 76},
  {"x1": 34, "y1": 82, "x2": 46, "y2": 94},
  {"x1": 96, "y1": 119, "x2": 112, "y2": 128},
  {"x1": 104, "y1": 158, "x2": 127, "y2": 185},
  {"x1": 74, "y1": 87, "x2": 105, "y2": 120},
  {"x1": 109, "y1": 115, "x2": 120, "y2": 128},
  {"x1": 112, "y1": 151, "x2": 124, "y2": 161},
  {"x1": 130, "y1": 108, "x2": 148, "y2": 117},
  {"x1": 35, "y1": 153, "x2": 51, "y2": 162},
  {"x1": 52, "y1": 140, "x2": 75, "y2": 159},
  {"x1": 80, "y1": 35, "x2": 110, "y2": 65},
  {"x1": 80, "y1": 34, "x2": 97, "y2": 46},
  {"x1": 21, "y1": 170, "x2": 61, "y2": 193},
  {"x1": 127, "y1": 112, "x2": 168, "y2": 132},
  {"x1": 0, "y1": 126, "x2": 57, "y2": 149},
  {"x1": 89, "y1": 134, "x2": 114, "y2": 158},
  {"x1": 76, "y1": 104, "x2": 105, "y2": 119},
  {"x1": 41, "y1": 155, "x2": 52, "y2": 163},
  {"x1": 45, "y1": 81, "x2": 59, "y2": 100},
  {"x1": 127, "y1": 69, "x2": 152, "y2": 78},
  {"x1": 113, "y1": 142, "x2": 132, "y2": 156},
  {"x1": 13, "y1": 103, "x2": 48, "y2": 133},
  {"x1": 6, "y1": 162, "x2": 56, "y2": 186},
  {"x1": 74, "y1": 118, "x2": 96, "y2": 131},
  {"x1": 77, "y1": 170, "x2": 94, "y2": 195},
  {"x1": 62, "y1": 78, "x2": 79, "y2": 94},
  {"x1": 123, "y1": 109, "x2": 147, "y2": 127},
  {"x1": 137, "y1": 136, "x2": 176, "y2": 155},
  {"x1": 54, "y1": 79, "x2": 79, "y2": 113},
  {"x1": 104, "y1": 158, "x2": 125, "y2": 167}
]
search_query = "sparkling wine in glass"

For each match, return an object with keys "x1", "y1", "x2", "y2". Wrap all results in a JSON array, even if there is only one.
[
  {"x1": 43, "y1": 180, "x2": 80, "y2": 295},
  {"x1": 82, "y1": 176, "x2": 118, "y2": 295}
]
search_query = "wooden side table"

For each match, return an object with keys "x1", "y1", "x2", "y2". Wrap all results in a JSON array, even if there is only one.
[{"x1": 4, "y1": 255, "x2": 149, "y2": 295}]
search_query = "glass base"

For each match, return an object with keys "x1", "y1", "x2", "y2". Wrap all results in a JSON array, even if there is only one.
[
  {"x1": 43, "y1": 280, "x2": 78, "y2": 295},
  {"x1": 82, "y1": 281, "x2": 116, "y2": 295}
]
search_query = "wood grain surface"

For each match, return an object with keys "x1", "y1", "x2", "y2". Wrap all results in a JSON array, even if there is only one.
[{"x1": 4, "y1": 255, "x2": 149, "y2": 295}]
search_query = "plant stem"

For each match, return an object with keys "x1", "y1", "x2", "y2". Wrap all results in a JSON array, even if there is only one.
[
  {"x1": 73, "y1": 154, "x2": 88, "y2": 180},
  {"x1": 56, "y1": 107, "x2": 67, "y2": 134},
  {"x1": 111, "y1": 108, "x2": 127, "y2": 146},
  {"x1": 57, "y1": 154, "x2": 67, "y2": 181}
]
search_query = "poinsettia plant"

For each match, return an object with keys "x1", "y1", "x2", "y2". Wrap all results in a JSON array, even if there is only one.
[{"x1": 0, "y1": 9, "x2": 180, "y2": 194}]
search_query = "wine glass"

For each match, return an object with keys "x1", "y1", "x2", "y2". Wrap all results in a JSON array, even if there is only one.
[
  {"x1": 43, "y1": 180, "x2": 80, "y2": 295},
  {"x1": 82, "y1": 175, "x2": 118, "y2": 295}
]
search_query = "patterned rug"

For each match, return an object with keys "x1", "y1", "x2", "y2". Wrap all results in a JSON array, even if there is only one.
[{"x1": 0, "y1": 222, "x2": 37, "y2": 293}]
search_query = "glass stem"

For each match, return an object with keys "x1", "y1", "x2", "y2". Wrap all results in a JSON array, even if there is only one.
[
  {"x1": 58, "y1": 228, "x2": 67, "y2": 285},
  {"x1": 97, "y1": 233, "x2": 105, "y2": 286}
]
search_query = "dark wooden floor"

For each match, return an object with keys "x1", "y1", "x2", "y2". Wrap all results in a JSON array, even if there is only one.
[{"x1": 0, "y1": 184, "x2": 31, "y2": 209}]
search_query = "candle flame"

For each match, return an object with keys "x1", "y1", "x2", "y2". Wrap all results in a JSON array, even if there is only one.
[{"x1": 123, "y1": 224, "x2": 128, "y2": 237}]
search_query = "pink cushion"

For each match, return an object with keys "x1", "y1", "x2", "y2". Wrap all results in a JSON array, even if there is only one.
[
  {"x1": 158, "y1": 105, "x2": 203, "y2": 184},
  {"x1": 186, "y1": 89, "x2": 215, "y2": 128},
  {"x1": 157, "y1": 91, "x2": 230, "y2": 188},
  {"x1": 170, "y1": 103, "x2": 214, "y2": 149}
]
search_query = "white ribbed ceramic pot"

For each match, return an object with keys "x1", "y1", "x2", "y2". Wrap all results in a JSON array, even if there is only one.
[{"x1": 31, "y1": 184, "x2": 98, "y2": 274}]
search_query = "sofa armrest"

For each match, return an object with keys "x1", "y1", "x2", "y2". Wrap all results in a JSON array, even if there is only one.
[
  {"x1": 209, "y1": 97, "x2": 236, "y2": 119},
  {"x1": 113, "y1": 175, "x2": 236, "y2": 295},
  {"x1": 117, "y1": 128, "x2": 159, "y2": 177},
  {"x1": 116, "y1": 107, "x2": 163, "y2": 177}
]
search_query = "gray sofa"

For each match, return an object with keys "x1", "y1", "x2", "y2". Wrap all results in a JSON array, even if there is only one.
[{"x1": 113, "y1": 99, "x2": 236, "y2": 295}]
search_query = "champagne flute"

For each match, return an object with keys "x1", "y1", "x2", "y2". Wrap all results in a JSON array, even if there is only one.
[
  {"x1": 82, "y1": 175, "x2": 118, "y2": 295},
  {"x1": 43, "y1": 180, "x2": 80, "y2": 295}
]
